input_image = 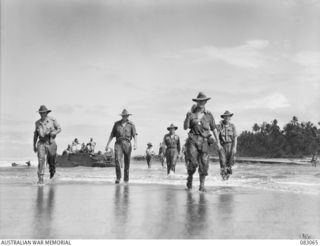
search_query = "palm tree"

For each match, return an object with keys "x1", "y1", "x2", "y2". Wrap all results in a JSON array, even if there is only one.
[
  {"x1": 291, "y1": 116, "x2": 299, "y2": 125},
  {"x1": 252, "y1": 123, "x2": 260, "y2": 133}
]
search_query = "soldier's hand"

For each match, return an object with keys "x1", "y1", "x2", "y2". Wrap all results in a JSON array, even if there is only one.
[
  {"x1": 232, "y1": 148, "x2": 237, "y2": 154},
  {"x1": 186, "y1": 112, "x2": 193, "y2": 119},
  {"x1": 217, "y1": 143, "x2": 222, "y2": 151},
  {"x1": 105, "y1": 145, "x2": 109, "y2": 152},
  {"x1": 33, "y1": 145, "x2": 37, "y2": 153}
]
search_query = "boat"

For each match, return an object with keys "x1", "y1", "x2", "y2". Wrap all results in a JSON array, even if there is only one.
[{"x1": 57, "y1": 152, "x2": 115, "y2": 167}]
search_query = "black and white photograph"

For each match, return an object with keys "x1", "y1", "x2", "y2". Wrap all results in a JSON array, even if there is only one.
[{"x1": 0, "y1": 0, "x2": 319, "y2": 242}]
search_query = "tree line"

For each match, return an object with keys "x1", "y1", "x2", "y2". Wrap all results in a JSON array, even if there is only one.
[{"x1": 237, "y1": 116, "x2": 320, "y2": 158}]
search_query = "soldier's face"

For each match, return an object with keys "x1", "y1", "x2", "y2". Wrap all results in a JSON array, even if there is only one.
[
  {"x1": 169, "y1": 129, "x2": 175, "y2": 134},
  {"x1": 197, "y1": 100, "x2": 207, "y2": 109},
  {"x1": 223, "y1": 116, "x2": 231, "y2": 123},
  {"x1": 122, "y1": 115, "x2": 129, "y2": 121},
  {"x1": 39, "y1": 112, "x2": 48, "y2": 120}
]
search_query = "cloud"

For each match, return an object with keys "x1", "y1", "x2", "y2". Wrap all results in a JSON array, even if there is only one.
[
  {"x1": 164, "y1": 40, "x2": 270, "y2": 68},
  {"x1": 244, "y1": 92, "x2": 290, "y2": 110},
  {"x1": 55, "y1": 105, "x2": 76, "y2": 114},
  {"x1": 293, "y1": 51, "x2": 320, "y2": 84}
]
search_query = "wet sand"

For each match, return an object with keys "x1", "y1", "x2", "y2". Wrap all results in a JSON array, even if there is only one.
[{"x1": 1, "y1": 183, "x2": 319, "y2": 239}]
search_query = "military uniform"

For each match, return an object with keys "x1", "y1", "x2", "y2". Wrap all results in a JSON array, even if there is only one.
[
  {"x1": 34, "y1": 116, "x2": 61, "y2": 181},
  {"x1": 218, "y1": 120, "x2": 237, "y2": 180},
  {"x1": 110, "y1": 120, "x2": 137, "y2": 182},
  {"x1": 163, "y1": 133, "x2": 181, "y2": 174},
  {"x1": 184, "y1": 107, "x2": 217, "y2": 189},
  {"x1": 146, "y1": 144, "x2": 154, "y2": 168},
  {"x1": 158, "y1": 145, "x2": 165, "y2": 167}
]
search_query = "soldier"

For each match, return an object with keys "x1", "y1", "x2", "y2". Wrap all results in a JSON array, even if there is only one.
[
  {"x1": 183, "y1": 92, "x2": 222, "y2": 192},
  {"x1": 218, "y1": 111, "x2": 237, "y2": 180},
  {"x1": 106, "y1": 109, "x2": 138, "y2": 184},
  {"x1": 33, "y1": 105, "x2": 61, "y2": 184},
  {"x1": 145, "y1": 143, "x2": 155, "y2": 168},
  {"x1": 86, "y1": 138, "x2": 96, "y2": 154},
  {"x1": 158, "y1": 143, "x2": 166, "y2": 167},
  {"x1": 71, "y1": 138, "x2": 81, "y2": 153},
  {"x1": 162, "y1": 124, "x2": 181, "y2": 175}
]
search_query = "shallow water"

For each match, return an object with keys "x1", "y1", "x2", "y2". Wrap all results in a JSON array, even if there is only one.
[
  {"x1": 1, "y1": 160, "x2": 320, "y2": 239},
  {"x1": 1, "y1": 183, "x2": 319, "y2": 239},
  {"x1": 1, "y1": 160, "x2": 319, "y2": 195}
]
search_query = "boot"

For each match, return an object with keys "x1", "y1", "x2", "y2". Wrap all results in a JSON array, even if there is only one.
[
  {"x1": 186, "y1": 175, "x2": 193, "y2": 189},
  {"x1": 227, "y1": 166, "x2": 232, "y2": 175},
  {"x1": 50, "y1": 172, "x2": 55, "y2": 179},
  {"x1": 50, "y1": 169, "x2": 55, "y2": 179},
  {"x1": 221, "y1": 169, "x2": 228, "y2": 180},
  {"x1": 49, "y1": 164, "x2": 56, "y2": 179},
  {"x1": 199, "y1": 175, "x2": 206, "y2": 192},
  {"x1": 37, "y1": 174, "x2": 44, "y2": 185}
]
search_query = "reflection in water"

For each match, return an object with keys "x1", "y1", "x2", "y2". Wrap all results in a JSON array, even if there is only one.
[
  {"x1": 216, "y1": 192, "x2": 235, "y2": 238},
  {"x1": 112, "y1": 185, "x2": 130, "y2": 238},
  {"x1": 156, "y1": 188, "x2": 178, "y2": 237},
  {"x1": 184, "y1": 192, "x2": 208, "y2": 238},
  {"x1": 33, "y1": 186, "x2": 55, "y2": 238}
]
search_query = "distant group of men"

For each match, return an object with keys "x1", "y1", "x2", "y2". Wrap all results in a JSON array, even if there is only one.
[
  {"x1": 64, "y1": 138, "x2": 96, "y2": 155},
  {"x1": 33, "y1": 92, "x2": 237, "y2": 191}
]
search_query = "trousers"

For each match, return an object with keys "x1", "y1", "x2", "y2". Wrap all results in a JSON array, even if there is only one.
[
  {"x1": 165, "y1": 148, "x2": 179, "y2": 174},
  {"x1": 146, "y1": 154, "x2": 152, "y2": 168},
  {"x1": 37, "y1": 140, "x2": 57, "y2": 177},
  {"x1": 219, "y1": 143, "x2": 234, "y2": 176},
  {"x1": 185, "y1": 135, "x2": 210, "y2": 177},
  {"x1": 114, "y1": 140, "x2": 132, "y2": 181}
]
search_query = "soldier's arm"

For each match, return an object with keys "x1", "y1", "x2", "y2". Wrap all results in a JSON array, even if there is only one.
[
  {"x1": 177, "y1": 136, "x2": 181, "y2": 153},
  {"x1": 106, "y1": 124, "x2": 116, "y2": 149},
  {"x1": 184, "y1": 112, "x2": 192, "y2": 130},
  {"x1": 133, "y1": 134, "x2": 138, "y2": 150},
  {"x1": 162, "y1": 135, "x2": 167, "y2": 148},
  {"x1": 210, "y1": 114, "x2": 222, "y2": 150},
  {"x1": 33, "y1": 123, "x2": 39, "y2": 152},
  {"x1": 51, "y1": 118, "x2": 62, "y2": 136},
  {"x1": 232, "y1": 124, "x2": 238, "y2": 153},
  {"x1": 131, "y1": 123, "x2": 138, "y2": 150}
]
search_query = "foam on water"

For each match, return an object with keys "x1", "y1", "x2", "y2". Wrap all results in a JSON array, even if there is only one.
[{"x1": 0, "y1": 160, "x2": 319, "y2": 195}]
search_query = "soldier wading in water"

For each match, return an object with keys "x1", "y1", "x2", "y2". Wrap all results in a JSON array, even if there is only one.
[
  {"x1": 162, "y1": 124, "x2": 181, "y2": 175},
  {"x1": 218, "y1": 111, "x2": 237, "y2": 180},
  {"x1": 33, "y1": 105, "x2": 61, "y2": 184},
  {"x1": 184, "y1": 92, "x2": 222, "y2": 192},
  {"x1": 106, "y1": 109, "x2": 138, "y2": 184}
]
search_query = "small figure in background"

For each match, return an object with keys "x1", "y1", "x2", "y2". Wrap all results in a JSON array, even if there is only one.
[
  {"x1": 218, "y1": 110, "x2": 237, "y2": 180},
  {"x1": 86, "y1": 138, "x2": 96, "y2": 154},
  {"x1": 158, "y1": 142, "x2": 166, "y2": 167},
  {"x1": 146, "y1": 143, "x2": 155, "y2": 168},
  {"x1": 162, "y1": 124, "x2": 181, "y2": 175},
  {"x1": 80, "y1": 143, "x2": 87, "y2": 153},
  {"x1": 71, "y1": 138, "x2": 81, "y2": 153}
]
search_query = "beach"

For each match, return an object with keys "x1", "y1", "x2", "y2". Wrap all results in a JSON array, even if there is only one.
[{"x1": 0, "y1": 160, "x2": 320, "y2": 239}]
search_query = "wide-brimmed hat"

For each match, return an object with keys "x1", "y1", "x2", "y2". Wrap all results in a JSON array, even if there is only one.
[
  {"x1": 120, "y1": 109, "x2": 132, "y2": 116},
  {"x1": 220, "y1": 110, "x2": 234, "y2": 118},
  {"x1": 37, "y1": 105, "x2": 51, "y2": 113},
  {"x1": 147, "y1": 142, "x2": 153, "y2": 146},
  {"x1": 167, "y1": 123, "x2": 178, "y2": 131},
  {"x1": 192, "y1": 92, "x2": 211, "y2": 102}
]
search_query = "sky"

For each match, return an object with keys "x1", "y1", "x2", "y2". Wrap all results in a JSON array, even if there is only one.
[{"x1": 1, "y1": 0, "x2": 320, "y2": 160}]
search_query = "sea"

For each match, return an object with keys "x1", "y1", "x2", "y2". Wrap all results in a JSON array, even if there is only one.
[{"x1": 1, "y1": 159, "x2": 319, "y2": 195}]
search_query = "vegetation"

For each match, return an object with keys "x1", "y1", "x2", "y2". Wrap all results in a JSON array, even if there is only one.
[{"x1": 237, "y1": 116, "x2": 320, "y2": 158}]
